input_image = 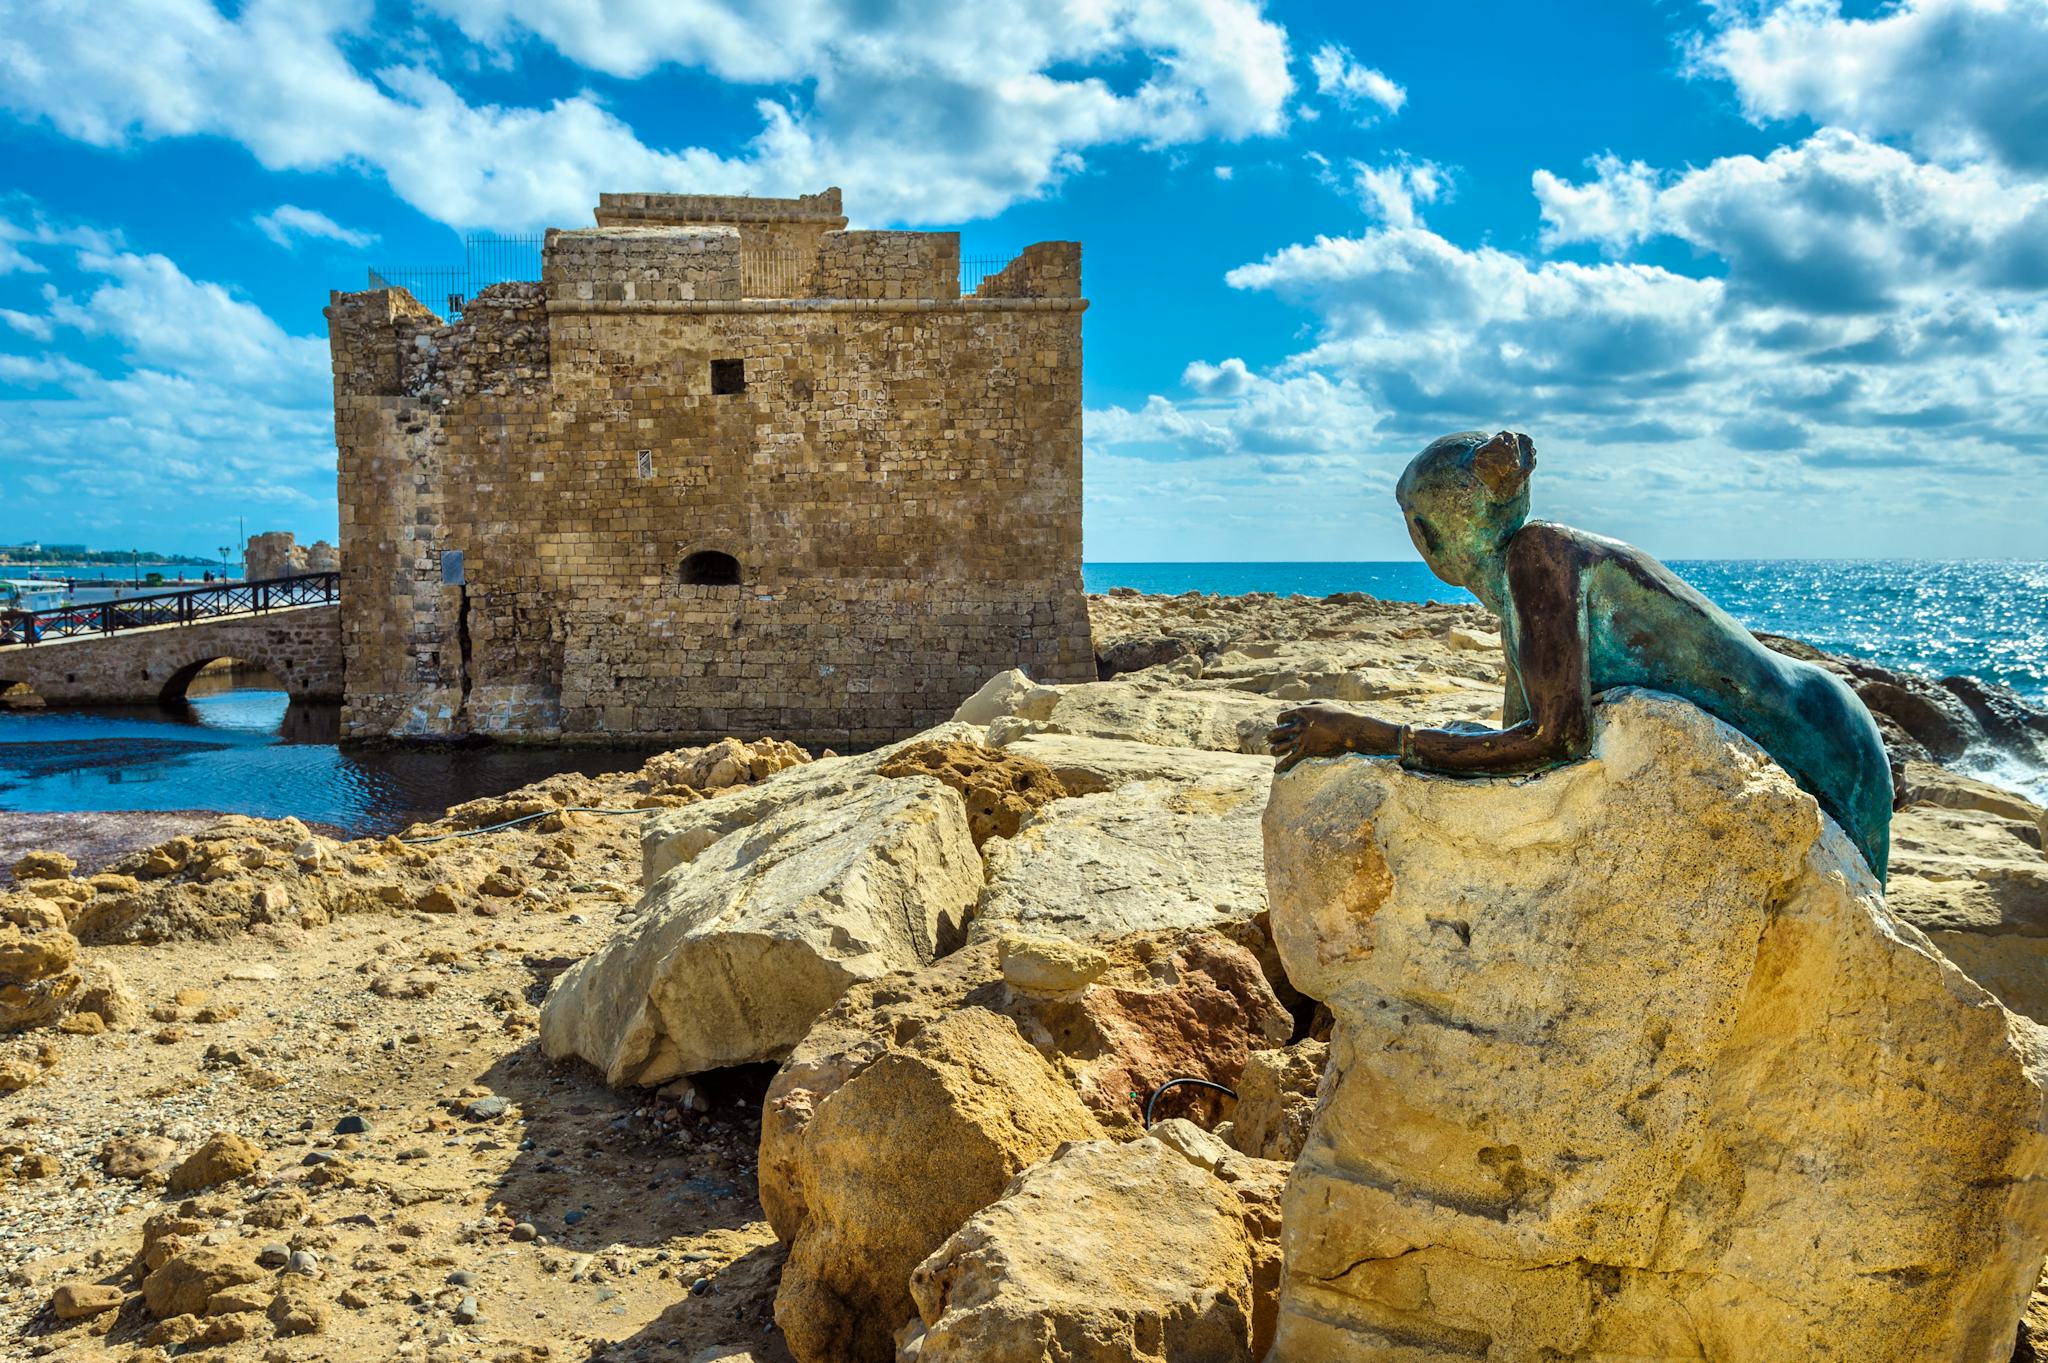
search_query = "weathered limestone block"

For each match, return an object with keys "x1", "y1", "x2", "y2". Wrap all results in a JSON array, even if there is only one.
[
  {"x1": 640, "y1": 724, "x2": 986, "y2": 882},
  {"x1": 641, "y1": 735, "x2": 811, "y2": 795},
  {"x1": 1228, "y1": 1038, "x2": 1327, "y2": 1163},
  {"x1": 1263, "y1": 689, "x2": 2048, "y2": 1363},
  {"x1": 951, "y1": 668, "x2": 1062, "y2": 727},
  {"x1": 1899, "y1": 760, "x2": 2048, "y2": 838},
  {"x1": 540, "y1": 775, "x2": 981, "y2": 1085},
  {"x1": 906, "y1": 1137, "x2": 1289, "y2": 1363},
  {"x1": 999, "y1": 731, "x2": 1273, "y2": 797},
  {"x1": 0, "y1": 897, "x2": 83, "y2": 1032},
  {"x1": 970, "y1": 660, "x2": 1292, "y2": 754},
  {"x1": 771, "y1": 1008, "x2": 1104, "y2": 1363},
  {"x1": 875, "y1": 740, "x2": 1067, "y2": 846},
  {"x1": 971, "y1": 766, "x2": 1268, "y2": 944},
  {"x1": 1888, "y1": 800, "x2": 2048, "y2": 1021},
  {"x1": 760, "y1": 932, "x2": 1292, "y2": 1297}
]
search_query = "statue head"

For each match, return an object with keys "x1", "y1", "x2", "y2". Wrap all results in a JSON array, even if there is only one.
[{"x1": 1396, "y1": 430, "x2": 1536, "y2": 590}]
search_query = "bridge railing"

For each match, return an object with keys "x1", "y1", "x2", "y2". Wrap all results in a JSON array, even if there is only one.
[{"x1": 0, "y1": 572, "x2": 339, "y2": 645}]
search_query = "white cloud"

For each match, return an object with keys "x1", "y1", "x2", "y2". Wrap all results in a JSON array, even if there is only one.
[
  {"x1": 1694, "y1": 0, "x2": 2048, "y2": 176},
  {"x1": 1114, "y1": 129, "x2": 2048, "y2": 558},
  {"x1": 1089, "y1": 360, "x2": 1383, "y2": 463},
  {"x1": 0, "y1": 0, "x2": 1297, "y2": 230},
  {"x1": 254, "y1": 204, "x2": 378, "y2": 249},
  {"x1": 1533, "y1": 154, "x2": 1660, "y2": 250},
  {"x1": 1350, "y1": 156, "x2": 1446, "y2": 228},
  {"x1": 1182, "y1": 357, "x2": 1253, "y2": 396},
  {"x1": 1309, "y1": 41, "x2": 1405, "y2": 121},
  {"x1": 0, "y1": 229, "x2": 335, "y2": 534},
  {"x1": 1214, "y1": 164, "x2": 1234, "y2": 180},
  {"x1": 1534, "y1": 130, "x2": 2048, "y2": 307},
  {"x1": 0, "y1": 308, "x2": 53, "y2": 341}
]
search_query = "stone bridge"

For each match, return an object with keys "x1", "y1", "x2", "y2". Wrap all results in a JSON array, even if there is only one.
[{"x1": 0, "y1": 605, "x2": 342, "y2": 706}]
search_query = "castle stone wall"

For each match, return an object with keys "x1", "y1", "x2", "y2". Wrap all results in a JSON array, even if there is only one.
[{"x1": 328, "y1": 190, "x2": 1090, "y2": 747}]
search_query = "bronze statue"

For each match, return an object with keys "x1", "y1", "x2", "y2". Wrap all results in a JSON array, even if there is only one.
[{"x1": 1270, "y1": 431, "x2": 1894, "y2": 881}]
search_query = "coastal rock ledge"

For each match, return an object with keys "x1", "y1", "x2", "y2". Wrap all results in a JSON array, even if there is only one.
[{"x1": 1263, "y1": 689, "x2": 2048, "y2": 1363}]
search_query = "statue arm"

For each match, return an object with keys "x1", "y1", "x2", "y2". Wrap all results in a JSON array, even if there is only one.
[{"x1": 1404, "y1": 528, "x2": 1591, "y2": 774}]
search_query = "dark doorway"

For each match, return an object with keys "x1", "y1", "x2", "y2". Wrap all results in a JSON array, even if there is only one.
[{"x1": 681, "y1": 551, "x2": 741, "y2": 586}]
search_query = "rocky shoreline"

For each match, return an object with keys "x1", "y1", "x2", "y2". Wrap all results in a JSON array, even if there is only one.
[{"x1": 1, "y1": 590, "x2": 2045, "y2": 1362}]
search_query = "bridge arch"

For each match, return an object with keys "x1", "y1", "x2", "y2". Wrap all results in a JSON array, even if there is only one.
[{"x1": 157, "y1": 653, "x2": 293, "y2": 705}]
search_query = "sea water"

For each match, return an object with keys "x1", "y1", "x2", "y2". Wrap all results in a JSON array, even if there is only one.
[{"x1": 1085, "y1": 560, "x2": 2048, "y2": 706}]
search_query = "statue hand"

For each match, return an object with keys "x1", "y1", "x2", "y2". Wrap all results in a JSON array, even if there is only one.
[{"x1": 1270, "y1": 703, "x2": 1403, "y2": 773}]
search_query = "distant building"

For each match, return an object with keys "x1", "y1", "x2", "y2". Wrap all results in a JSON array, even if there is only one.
[
  {"x1": 243, "y1": 532, "x2": 305, "y2": 581},
  {"x1": 326, "y1": 187, "x2": 1091, "y2": 745}
]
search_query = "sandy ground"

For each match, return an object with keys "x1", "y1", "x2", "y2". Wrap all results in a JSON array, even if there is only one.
[{"x1": 1, "y1": 796, "x2": 794, "y2": 1363}]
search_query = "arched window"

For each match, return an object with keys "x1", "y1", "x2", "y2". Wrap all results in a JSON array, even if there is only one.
[{"x1": 681, "y1": 550, "x2": 741, "y2": 586}]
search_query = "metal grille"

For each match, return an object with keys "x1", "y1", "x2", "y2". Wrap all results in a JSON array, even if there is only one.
[
  {"x1": 960, "y1": 254, "x2": 1013, "y2": 295},
  {"x1": 368, "y1": 233, "x2": 545, "y2": 317}
]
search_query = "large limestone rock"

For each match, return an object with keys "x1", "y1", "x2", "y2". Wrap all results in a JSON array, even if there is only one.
[
  {"x1": 641, "y1": 723, "x2": 987, "y2": 881},
  {"x1": 771, "y1": 1008, "x2": 1104, "y2": 1363},
  {"x1": 999, "y1": 731, "x2": 1273, "y2": 796},
  {"x1": 761, "y1": 929, "x2": 1292, "y2": 1363},
  {"x1": 906, "y1": 1136, "x2": 1289, "y2": 1363},
  {"x1": 1227, "y1": 1038, "x2": 1327, "y2": 1163},
  {"x1": 1263, "y1": 689, "x2": 2048, "y2": 1362},
  {"x1": 969, "y1": 661, "x2": 1283, "y2": 754},
  {"x1": 541, "y1": 775, "x2": 981, "y2": 1086},
  {"x1": 762, "y1": 928, "x2": 1290, "y2": 1233},
  {"x1": 874, "y1": 740, "x2": 1068, "y2": 846},
  {"x1": 0, "y1": 897, "x2": 83, "y2": 1032},
  {"x1": 1888, "y1": 800, "x2": 2048, "y2": 1021},
  {"x1": 972, "y1": 765, "x2": 1269, "y2": 944}
]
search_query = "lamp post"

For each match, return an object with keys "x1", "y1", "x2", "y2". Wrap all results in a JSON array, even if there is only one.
[{"x1": 218, "y1": 545, "x2": 230, "y2": 580}]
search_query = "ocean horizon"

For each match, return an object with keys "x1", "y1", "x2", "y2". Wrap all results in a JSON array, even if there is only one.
[{"x1": 1082, "y1": 559, "x2": 2048, "y2": 710}]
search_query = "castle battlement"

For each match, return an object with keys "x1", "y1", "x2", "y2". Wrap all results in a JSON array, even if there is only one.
[
  {"x1": 551, "y1": 189, "x2": 1081, "y2": 304},
  {"x1": 325, "y1": 189, "x2": 1091, "y2": 745}
]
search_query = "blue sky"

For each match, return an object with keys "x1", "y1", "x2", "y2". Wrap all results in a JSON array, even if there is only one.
[{"x1": 1, "y1": 0, "x2": 2045, "y2": 562}]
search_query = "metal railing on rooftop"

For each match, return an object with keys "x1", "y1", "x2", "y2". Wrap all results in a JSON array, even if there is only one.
[{"x1": 368, "y1": 233, "x2": 545, "y2": 318}]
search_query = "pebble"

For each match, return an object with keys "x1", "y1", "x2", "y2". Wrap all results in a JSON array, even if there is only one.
[
  {"x1": 257, "y1": 1243, "x2": 290, "y2": 1268},
  {"x1": 690, "y1": 1276, "x2": 712, "y2": 1296},
  {"x1": 466, "y1": 1096, "x2": 510, "y2": 1122},
  {"x1": 510, "y1": 1222, "x2": 537, "y2": 1242},
  {"x1": 454, "y1": 1294, "x2": 480, "y2": 1324},
  {"x1": 562, "y1": 1209, "x2": 586, "y2": 1226},
  {"x1": 334, "y1": 1114, "x2": 372, "y2": 1135},
  {"x1": 286, "y1": 1250, "x2": 320, "y2": 1276},
  {"x1": 447, "y1": 1270, "x2": 477, "y2": 1287}
]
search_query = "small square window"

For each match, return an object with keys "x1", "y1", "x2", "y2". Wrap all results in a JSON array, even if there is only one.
[
  {"x1": 710, "y1": 358, "x2": 746, "y2": 395},
  {"x1": 637, "y1": 449, "x2": 653, "y2": 479},
  {"x1": 440, "y1": 550, "x2": 465, "y2": 585}
]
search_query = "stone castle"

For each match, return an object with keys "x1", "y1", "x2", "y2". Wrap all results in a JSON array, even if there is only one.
[{"x1": 326, "y1": 188, "x2": 1091, "y2": 745}]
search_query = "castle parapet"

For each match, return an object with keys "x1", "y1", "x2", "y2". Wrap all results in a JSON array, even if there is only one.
[
  {"x1": 543, "y1": 227, "x2": 742, "y2": 304},
  {"x1": 594, "y1": 189, "x2": 846, "y2": 228},
  {"x1": 974, "y1": 242, "x2": 1082, "y2": 299},
  {"x1": 813, "y1": 231, "x2": 961, "y2": 301},
  {"x1": 325, "y1": 286, "x2": 443, "y2": 397}
]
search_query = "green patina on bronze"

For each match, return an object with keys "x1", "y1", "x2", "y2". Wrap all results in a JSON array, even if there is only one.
[{"x1": 1271, "y1": 430, "x2": 1893, "y2": 881}]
